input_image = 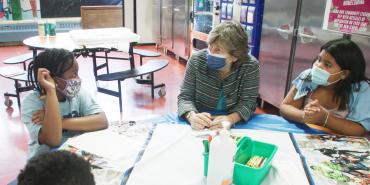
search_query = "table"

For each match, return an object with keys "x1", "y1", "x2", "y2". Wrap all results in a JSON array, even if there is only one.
[
  {"x1": 125, "y1": 124, "x2": 311, "y2": 185},
  {"x1": 23, "y1": 28, "x2": 140, "y2": 54},
  {"x1": 123, "y1": 115, "x2": 369, "y2": 185},
  {"x1": 22, "y1": 28, "x2": 141, "y2": 80},
  {"x1": 59, "y1": 114, "x2": 331, "y2": 185},
  {"x1": 23, "y1": 32, "x2": 78, "y2": 56}
]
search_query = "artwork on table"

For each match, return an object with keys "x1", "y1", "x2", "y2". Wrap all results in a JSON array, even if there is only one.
[
  {"x1": 1, "y1": 0, "x2": 40, "y2": 20},
  {"x1": 58, "y1": 120, "x2": 153, "y2": 184},
  {"x1": 293, "y1": 134, "x2": 370, "y2": 185},
  {"x1": 59, "y1": 145, "x2": 124, "y2": 185}
]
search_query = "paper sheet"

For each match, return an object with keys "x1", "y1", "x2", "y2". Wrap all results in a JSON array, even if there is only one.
[
  {"x1": 126, "y1": 124, "x2": 204, "y2": 185},
  {"x1": 127, "y1": 127, "x2": 309, "y2": 185},
  {"x1": 65, "y1": 125, "x2": 148, "y2": 160},
  {"x1": 61, "y1": 121, "x2": 155, "y2": 185},
  {"x1": 231, "y1": 129, "x2": 297, "y2": 157},
  {"x1": 231, "y1": 129, "x2": 309, "y2": 185},
  {"x1": 69, "y1": 27, "x2": 141, "y2": 52}
]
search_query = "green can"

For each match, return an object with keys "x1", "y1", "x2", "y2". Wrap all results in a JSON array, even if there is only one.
[{"x1": 47, "y1": 20, "x2": 56, "y2": 36}]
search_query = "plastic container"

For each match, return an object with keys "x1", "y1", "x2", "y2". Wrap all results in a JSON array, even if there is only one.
[
  {"x1": 206, "y1": 130, "x2": 237, "y2": 185},
  {"x1": 38, "y1": 20, "x2": 47, "y2": 37},
  {"x1": 233, "y1": 137, "x2": 278, "y2": 185}
]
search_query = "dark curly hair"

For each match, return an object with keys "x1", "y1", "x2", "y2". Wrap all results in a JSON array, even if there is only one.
[
  {"x1": 28, "y1": 48, "x2": 75, "y2": 95},
  {"x1": 321, "y1": 38, "x2": 369, "y2": 110},
  {"x1": 17, "y1": 151, "x2": 95, "y2": 185}
]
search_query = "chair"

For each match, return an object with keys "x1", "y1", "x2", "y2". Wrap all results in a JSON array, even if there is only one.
[
  {"x1": 96, "y1": 59, "x2": 169, "y2": 112},
  {"x1": 3, "y1": 53, "x2": 33, "y2": 70},
  {"x1": 0, "y1": 66, "x2": 33, "y2": 109},
  {"x1": 80, "y1": 5, "x2": 125, "y2": 79},
  {"x1": 1, "y1": 53, "x2": 34, "y2": 109}
]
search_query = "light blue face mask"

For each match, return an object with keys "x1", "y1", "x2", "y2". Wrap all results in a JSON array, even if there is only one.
[
  {"x1": 206, "y1": 49, "x2": 227, "y2": 70},
  {"x1": 311, "y1": 66, "x2": 342, "y2": 86}
]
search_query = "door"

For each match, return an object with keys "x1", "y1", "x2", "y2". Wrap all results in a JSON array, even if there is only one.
[
  {"x1": 172, "y1": 0, "x2": 190, "y2": 59},
  {"x1": 258, "y1": 0, "x2": 298, "y2": 107},
  {"x1": 162, "y1": 0, "x2": 173, "y2": 50},
  {"x1": 153, "y1": 0, "x2": 162, "y2": 45}
]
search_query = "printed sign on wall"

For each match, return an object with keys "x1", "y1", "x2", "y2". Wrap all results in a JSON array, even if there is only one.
[{"x1": 323, "y1": 0, "x2": 370, "y2": 36}]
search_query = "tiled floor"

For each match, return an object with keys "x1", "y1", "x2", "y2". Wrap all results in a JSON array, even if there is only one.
[{"x1": 0, "y1": 45, "x2": 277, "y2": 184}]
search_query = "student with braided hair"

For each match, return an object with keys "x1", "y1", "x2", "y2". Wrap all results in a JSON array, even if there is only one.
[{"x1": 22, "y1": 48, "x2": 108, "y2": 159}]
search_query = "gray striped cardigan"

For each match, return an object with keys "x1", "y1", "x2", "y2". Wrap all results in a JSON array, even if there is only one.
[{"x1": 178, "y1": 49, "x2": 260, "y2": 122}]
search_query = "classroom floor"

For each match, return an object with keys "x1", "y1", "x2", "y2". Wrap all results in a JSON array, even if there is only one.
[{"x1": 0, "y1": 45, "x2": 278, "y2": 184}]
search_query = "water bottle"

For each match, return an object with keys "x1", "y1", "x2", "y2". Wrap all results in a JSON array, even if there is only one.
[
  {"x1": 38, "y1": 20, "x2": 46, "y2": 37},
  {"x1": 206, "y1": 129, "x2": 237, "y2": 185}
]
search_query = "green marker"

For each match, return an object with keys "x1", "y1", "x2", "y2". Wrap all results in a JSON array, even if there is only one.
[{"x1": 203, "y1": 139, "x2": 209, "y2": 153}]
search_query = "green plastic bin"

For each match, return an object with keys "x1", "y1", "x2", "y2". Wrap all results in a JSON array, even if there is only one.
[{"x1": 233, "y1": 137, "x2": 278, "y2": 185}]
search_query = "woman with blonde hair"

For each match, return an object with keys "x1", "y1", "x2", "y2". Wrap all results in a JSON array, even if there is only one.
[{"x1": 178, "y1": 21, "x2": 260, "y2": 130}]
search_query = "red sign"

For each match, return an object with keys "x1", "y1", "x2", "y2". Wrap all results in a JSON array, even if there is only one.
[{"x1": 323, "y1": 0, "x2": 370, "y2": 36}]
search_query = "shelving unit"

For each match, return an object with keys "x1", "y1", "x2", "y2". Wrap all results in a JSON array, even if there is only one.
[{"x1": 191, "y1": 0, "x2": 214, "y2": 51}]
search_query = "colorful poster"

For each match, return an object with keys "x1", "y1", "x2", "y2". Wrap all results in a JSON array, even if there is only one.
[
  {"x1": 293, "y1": 134, "x2": 370, "y2": 185},
  {"x1": 1, "y1": 0, "x2": 40, "y2": 21},
  {"x1": 0, "y1": 0, "x2": 122, "y2": 21},
  {"x1": 323, "y1": 0, "x2": 370, "y2": 36}
]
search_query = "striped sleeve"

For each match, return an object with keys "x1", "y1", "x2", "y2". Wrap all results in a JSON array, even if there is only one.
[
  {"x1": 177, "y1": 53, "x2": 200, "y2": 117},
  {"x1": 231, "y1": 60, "x2": 260, "y2": 121}
]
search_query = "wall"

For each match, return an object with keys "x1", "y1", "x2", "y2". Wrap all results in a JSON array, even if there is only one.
[{"x1": 0, "y1": 18, "x2": 81, "y2": 43}]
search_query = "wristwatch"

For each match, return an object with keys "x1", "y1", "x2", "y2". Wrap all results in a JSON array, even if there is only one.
[{"x1": 185, "y1": 111, "x2": 195, "y2": 121}]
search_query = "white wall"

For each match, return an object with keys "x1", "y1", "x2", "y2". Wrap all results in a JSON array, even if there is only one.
[{"x1": 124, "y1": 0, "x2": 154, "y2": 43}]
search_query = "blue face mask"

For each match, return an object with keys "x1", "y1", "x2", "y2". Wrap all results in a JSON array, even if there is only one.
[
  {"x1": 311, "y1": 66, "x2": 342, "y2": 86},
  {"x1": 206, "y1": 49, "x2": 227, "y2": 70}
]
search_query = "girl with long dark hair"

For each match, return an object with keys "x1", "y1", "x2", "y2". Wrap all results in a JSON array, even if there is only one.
[{"x1": 280, "y1": 38, "x2": 369, "y2": 136}]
